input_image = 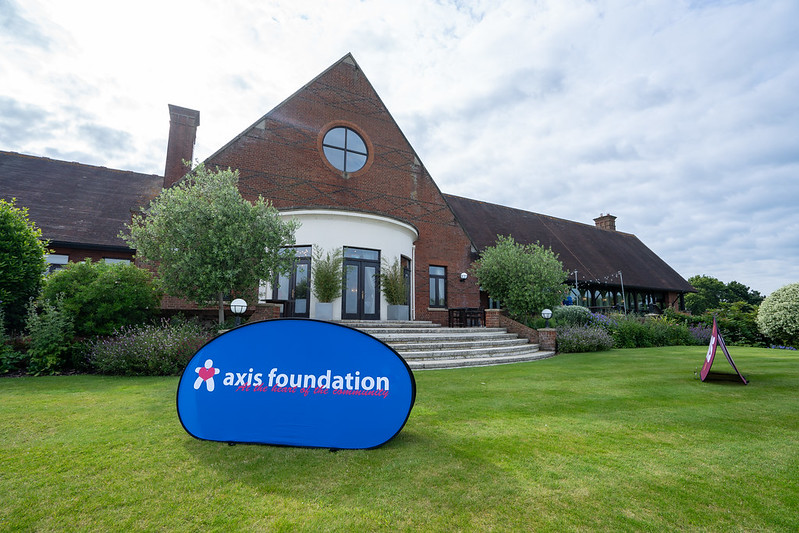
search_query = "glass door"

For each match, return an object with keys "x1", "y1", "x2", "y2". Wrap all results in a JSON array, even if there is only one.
[
  {"x1": 341, "y1": 247, "x2": 380, "y2": 320},
  {"x1": 273, "y1": 246, "x2": 311, "y2": 318}
]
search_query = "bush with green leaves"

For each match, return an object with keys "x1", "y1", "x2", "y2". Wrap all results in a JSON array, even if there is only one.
[
  {"x1": 0, "y1": 198, "x2": 49, "y2": 333},
  {"x1": 380, "y1": 256, "x2": 408, "y2": 306},
  {"x1": 0, "y1": 308, "x2": 27, "y2": 374},
  {"x1": 553, "y1": 305, "x2": 592, "y2": 327},
  {"x1": 757, "y1": 282, "x2": 799, "y2": 347},
  {"x1": 25, "y1": 296, "x2": 74, "y2": 375},
  {"x1": 311, "y1": 246, "x2": 343, "y2": 303},
  {"x1": 41, "y1": 259, "x2": 162, "y2": 337},
  {"x1": 712, "y1": 302, "x2": 766, "y2": 347},
  {"x1": 589, "y1": 312, "x2": 699, "y2": 349},
  {"x1": 663, "y1": 306, "x2": 762, "y2": 347},
  {"x1": 470, "y1": 235, "x2": 568, "y2": 321},
  {"x1": 556, "y1": 325, "x2": 614, "y2": 353},
  {"x1": 88, "y1": 318, "x2": 212, "y2": 376},
  {"x1": 611, "y1": 315, "x2": 653, "y2": 349}
]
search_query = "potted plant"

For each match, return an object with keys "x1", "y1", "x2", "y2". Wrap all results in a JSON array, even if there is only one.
[
  {"x1": 380, "y1": 256, "x2": 409, "y2": 321},
  {"x1": 311, "y1": 246, "x2": 343, "y2": 320}
]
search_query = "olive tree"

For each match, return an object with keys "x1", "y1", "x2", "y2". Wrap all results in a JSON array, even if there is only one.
[
  {"x1": 121, "y1": 164, "x2": 299, "y2": 323},
  {"x1": 757, "y1": 282, "x2": 799, "y2": 347},
  {"x1": 470, "y1": 235, "x2": 568, "y2": 321},
  {"x1": 0, "y1": 198, "x2": 48, "y2": 332}
]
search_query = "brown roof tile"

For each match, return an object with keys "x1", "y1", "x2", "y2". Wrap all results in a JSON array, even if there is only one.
[
  {"x1": 0, "y1": 151, "x2": 163, "y2": 250},
  {"x1": 444, "y1": 194, "x2": 694, "y2": 293}
]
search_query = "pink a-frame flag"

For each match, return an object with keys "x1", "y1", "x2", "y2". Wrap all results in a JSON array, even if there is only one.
[{"x1": 700, "y1": 317, "x2": 748, "y2": 384}]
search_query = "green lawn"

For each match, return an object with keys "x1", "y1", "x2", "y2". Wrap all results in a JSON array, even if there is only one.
[{"x1": 1, "y1": 346, "x2": 798, "y2": 531}]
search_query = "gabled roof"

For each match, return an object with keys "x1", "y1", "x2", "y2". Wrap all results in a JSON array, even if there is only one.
[
  {"x1": 444, "y1": 194, "x2": 694, "y2": 293},
  {"x1": 0, "y1": 151, "x2": 163, "y2": 250}
]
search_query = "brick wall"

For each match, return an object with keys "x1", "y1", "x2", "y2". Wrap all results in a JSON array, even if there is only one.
[{"x1": 207, "y1": 57, "x2": 481, "y2": 325}]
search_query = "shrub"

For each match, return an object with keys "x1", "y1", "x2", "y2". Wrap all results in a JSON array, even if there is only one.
[
  {"x1": 586, "y1": 312, "x2": 701, "y2": 349},
  {"x1": 589, "y1": 312, "x2": 620, "y2": 331},
  {"x1": 88, "y1": 318, "x2": 212, "y2": 376},
  {"x1": 711, "y1": 302, "x2": 766, "y2": 347},
  {"x1": 41, "y1": 259, "x2": 162, "y2": 337},
  {"x1": 311, "y1": 246, "x2": 344, "y2": 303},
  {"x1": 25, "y1": 296, "x2": 74, "y2": 375},
  {"x1": 688, "y1": 324, "x2": 713, "y2": 344},
  {"x1": 553, "y1": 305, "x2": 593, "y2": 327},
  {"x1": 757, "y1": 283, "x2": 799, "y2": 348},
  {"x1": 662, "y1": 308, "x2": 711, "y2": 329},
  {"x1": 0, "y1": 308, "x2": 27, "y2": 374},
  {"x1": 470, "y1": 235, "x2": 568, "y2": 322},
  {"x1": 380, "y1": 256, "x2": 408, "y2": 306},
  {"x1": 0, "y1": 198, "x2": 49, "y2": 332},
  {"x1": 662, "y1": 307, "x2": 757, "y2": 346},
  {"x1": 612, "y1": 316, "x2": 652, "y2": 349},
  {"x1": 556, "y1": 325, "x2": 614, "y2": 353}
]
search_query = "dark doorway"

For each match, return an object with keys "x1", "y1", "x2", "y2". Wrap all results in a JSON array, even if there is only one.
[
  {"x1": 341, "y1": 247, "x2": 380, "y2": 320},
  {"x1": 273, "y1": 246, "x2": 311, "y2": 318}
]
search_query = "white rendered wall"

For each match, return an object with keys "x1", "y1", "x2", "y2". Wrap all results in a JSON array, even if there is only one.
[{"x1": 260, "y1": 209, "x2": 418, "y2": 321}]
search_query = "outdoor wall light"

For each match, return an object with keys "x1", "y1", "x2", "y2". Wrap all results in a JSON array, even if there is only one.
[
  {"x1": 230, "y1": 298, "x2": 248, "y2": 326},
  {"x1": 541, "y1": 308, "x2": 553, "y2": 328},
  {"x1": 460, "y1": 272, "x2": 468, "y2": 282}
]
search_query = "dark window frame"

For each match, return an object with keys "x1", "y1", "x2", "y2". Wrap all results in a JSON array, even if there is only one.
[
  {"x1": 322, "y1": 126, "x2": 368, "y2": 173},
  {"x1": 429, "y1": 265, "x2": 447, "y2": 308}
]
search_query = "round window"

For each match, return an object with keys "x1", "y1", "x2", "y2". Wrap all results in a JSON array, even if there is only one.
[{"x1": 322, "y1": 126, "x2": 368, "y2": 173}]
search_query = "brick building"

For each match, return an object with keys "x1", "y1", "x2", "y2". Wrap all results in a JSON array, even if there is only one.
[{"x1": 1, "y1": 53, "x2": 694, "y2": 324}]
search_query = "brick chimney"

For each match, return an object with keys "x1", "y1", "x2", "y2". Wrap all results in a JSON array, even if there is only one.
[
  {"x1": 164, "y1": 104, "x2": 200, "y2": 188},
  {"x1": 594, "y1": 213, "x2": 617, "y2": 231}
]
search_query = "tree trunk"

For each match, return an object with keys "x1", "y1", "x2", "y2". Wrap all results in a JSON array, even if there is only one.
[{"x1": 218, "y1": 292, "x2": 225, "y2": 325}]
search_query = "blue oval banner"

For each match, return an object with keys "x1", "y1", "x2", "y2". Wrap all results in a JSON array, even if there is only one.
[{"x1": 177, "y1": 319, "x2": 416, "y2": 449}]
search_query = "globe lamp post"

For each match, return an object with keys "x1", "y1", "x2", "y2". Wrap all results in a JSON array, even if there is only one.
[
  {"x1": 230, "y1": 298, "x2": 248, "y2": 326},
  {"x1": 541, "y1": 308, "x2": 553, "y2": 328}
]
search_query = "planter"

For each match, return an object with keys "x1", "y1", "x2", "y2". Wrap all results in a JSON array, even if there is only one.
[
  {"x1": 387, "y1": 304, "x2": 409, "y2": 321},
  {"x1": 315, "y1": 302, "x2": 334, "y2": 321}
]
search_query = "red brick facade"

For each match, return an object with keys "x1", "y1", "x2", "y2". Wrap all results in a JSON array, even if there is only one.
[{"x1": 204, "y1": 56, "x2": 480, "y2": 324}]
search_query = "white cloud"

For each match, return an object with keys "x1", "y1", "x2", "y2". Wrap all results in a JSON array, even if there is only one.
[{"x1": 1, "y1": 0, "x2": 797, "y2": 294}]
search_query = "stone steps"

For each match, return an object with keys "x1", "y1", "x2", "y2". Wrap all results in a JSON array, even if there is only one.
[{"x1": 336, "y1": 320, "x2": 556, "y2": 370}]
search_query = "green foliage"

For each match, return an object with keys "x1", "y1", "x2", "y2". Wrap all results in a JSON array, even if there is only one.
[
  {"x1": 757, "y1": 282, "x2": 799, "y2": 347},
  {"x1": 552, "y1": 305, "x2": 592, "y2": 327},
  {"x1": 663, "y1": 306, "x2": 762, "y2": 347},
  {"x1": 726, "y1": 280, "x2": 764, "y2": 305},
  {"x1": 88, "y1": 318, "x2": 212, "y2": 376},
  {"x1": 121, "y1": 164, "x2": 299, "y2": 321},
  {"x1": 471, "y1": 235, "x2": 568, "y2": 321},
  {"x1": 685, "y1": 275, "x2": 764, "y2": 315},
  {"x1": 685, "y1": 275, "x2": 726, "y2": 315},
  {"x1": 311, "y1": 246, "x2": 343, "y2": 303},
  {"x1": 590, "y1": 312, "x2": 699, "y2": 349},
  {"x1": 41, "y1": 259, "x2": 162, "y2": 337},
  {"x1": 0, "y1": 198, "x2": 49, "y2": 332},
  {"x1": 0, "y1": 308, "x2": 27, "y2": 374},
  {"x1": 25, "y1": 296, "x2": 74, "y2": 375},
  {"x1": 712, "y1": 301, "x2": 767, "y2": 347},
  {"x1": 611, "y1": 316, "x2": 652, "y2": 348},
  {"x1": 556, "y1": 325, "x2": 614, "y2": 352},
  {"x1": 379, "y1": 256, "x2": 408, "y2": 306},
  {"x1": 5, "y1": 347, "x2": 799, "y2": 530}
]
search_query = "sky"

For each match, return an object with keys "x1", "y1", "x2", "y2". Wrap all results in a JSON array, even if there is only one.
[{"x1": 1, "y1": 0, "x2": 797, "y2": 296}]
